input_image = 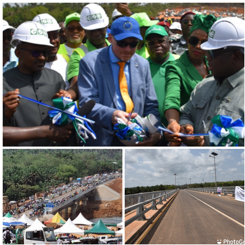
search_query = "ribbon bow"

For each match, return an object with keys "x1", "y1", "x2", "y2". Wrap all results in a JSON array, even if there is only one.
[
  {"x1": 209, "y1": 115, "x2": 244, "y2": 146},
  {"x1": 49, "y1": 97, "x2": 96, "y2": 144}
]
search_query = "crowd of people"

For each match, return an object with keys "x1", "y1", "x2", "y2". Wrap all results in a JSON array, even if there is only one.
[
  {"x1": 3, "y1": 3, "x2": 244, "y2": 146},
  {"x1": 4, "y1": 172, "x2": 122, "y2": 219}
]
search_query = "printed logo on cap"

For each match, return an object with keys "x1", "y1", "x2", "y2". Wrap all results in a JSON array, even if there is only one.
[
  {"x1": 87, "y1": 13, "x2": 102, "y2": 21},
  {"x1": 123, "y1": 22, "x2": 133, "y2": 30},
  {"x1": 37, "y1": 18, "x2": 54, "y2": 25},
  {"x1": 209, "y1": 30, "x2": 215, "y2": 39},
  {"x1": 147, "y1": 26, "x2": 162, "y2": 34},
  {"x1": 30, "y1": 28, "x2": 48, "y2": 37}
]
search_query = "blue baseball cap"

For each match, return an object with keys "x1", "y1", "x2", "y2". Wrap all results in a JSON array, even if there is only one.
[{"x1": 111, "y1": 16, "x2": 143, "y2": 41}]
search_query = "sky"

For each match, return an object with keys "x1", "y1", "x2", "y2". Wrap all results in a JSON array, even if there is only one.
[{"x1": 125, "y1": 149, "x2": 244, "y2": 188}]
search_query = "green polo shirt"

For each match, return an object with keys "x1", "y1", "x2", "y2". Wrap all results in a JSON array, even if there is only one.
[
  {"x1": 147, "y1": 52, "x2": 175, "y2": 126},
  {"x1": 67, "y1": 39, "x2": 111, "y2": 82}
]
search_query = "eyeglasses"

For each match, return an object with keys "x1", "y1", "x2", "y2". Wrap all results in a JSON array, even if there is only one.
[
  {"x1": 66, "y1": 26, "x2": 83, "y2": 32},
  {"x1": 116, "y1": 40, "x2": 139, "y2": 49},
  {"x1": 146, "y1": 38, "x2": 169, "y2": 47},
  {"x1": 18, "y1": 48, "x2": 50, "y2": 58},
  {"x1": 181, "y1": 19, "x2": 192, "y2": 25},
  {"x1": 189, "y1": 36, "x2": 207, "y2": 47}
]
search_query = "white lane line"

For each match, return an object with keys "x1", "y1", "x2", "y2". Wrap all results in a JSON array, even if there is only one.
[{"x1": 184, "y1": 191, "x2": 244, "y2": 228}]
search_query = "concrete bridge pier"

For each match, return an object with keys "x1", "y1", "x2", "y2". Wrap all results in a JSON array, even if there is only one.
[{"x1": 65, "y1": 207, "x2": 68, "y2": 220}]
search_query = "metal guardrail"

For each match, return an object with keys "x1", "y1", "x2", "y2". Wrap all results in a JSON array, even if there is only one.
[
  {"x1": 125, "y1": 190, "x2": 176, "y2": 208},
  {"x1": 188, "y1": 186, "x2": 244, "y2": 196},
  {"x1": 125, "y1": 189, "x2": 177, "y2": 226}
]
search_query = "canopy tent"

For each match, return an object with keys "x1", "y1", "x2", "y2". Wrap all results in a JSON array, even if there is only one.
[
  {"x1": 44, "y1": 212, "x2": 66, "y2": 225},
  {"x1": 84, "y1": 219, "x2": 115, "y2": 235},
  {"x1": 54, "y1": 218, "x2": 85, "y2": 235},
  {"x1": 18, "y1": 213, "x2": 34, "y2": 226},
  {"x1": 25, "y1": 218, "x2": 46, "y2": 232},
  {"x1": 72, "y1": 213, "x2": 93, "y2": 226},
  {"x1": 117, "y1": 222, "x2": 123, "y2": 228},
  {"x1": 3, "y1": 213, "x2": 26, "y2": 226}
]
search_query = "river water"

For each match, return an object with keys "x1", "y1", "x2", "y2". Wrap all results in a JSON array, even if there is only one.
[{"x1": 89, "y1": 217, "x2": 122, "y2": 225}]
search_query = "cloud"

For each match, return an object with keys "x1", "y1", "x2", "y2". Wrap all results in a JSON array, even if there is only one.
[{"x1": 125, "y1": 149, "x2": 244, "y2": 187}]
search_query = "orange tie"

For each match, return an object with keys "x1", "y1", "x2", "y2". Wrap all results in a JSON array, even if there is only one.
[{"x1": 117, "y1": 62, "x2": 134, "y2": 113}]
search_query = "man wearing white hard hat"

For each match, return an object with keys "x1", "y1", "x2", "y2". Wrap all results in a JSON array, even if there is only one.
[
  {"x1": 65, "y1": 3, "x2": 110, "y2": 100},
  {"x1": 33, "y1": 13, "x2": 68, "y2": 86},
  {"x1": 179, "y1": 17, "x2": 244, "y2": 146},
  {"x1": 3, "y1": 21, "x2": 73, "y2": 146},
  {"x1": 3, "y1": 20, "x2": 18, "y2": 73}
]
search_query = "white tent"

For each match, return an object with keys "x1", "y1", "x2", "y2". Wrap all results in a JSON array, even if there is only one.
[
  {"x1": 72, "y1": 213, "x2": 93, "y2": 226},
  {"x1": 117, "y1": 222, "x2": 123, "y2": 228},
  {"x1": 115, "y1": 229, "x2": 123, "y2": 236},
  {"x1": 25, "y1": 218, "x2": 46, "y2": 232},
  {"x1": 54, "y1": 218, "x2": 85, "y2": 235},
  {"x1": 18, "y1": 213, "x2": 34, "y2": 226},
  {"x1": 3, "y1": 216, "x2": 17, "y2": 223}
]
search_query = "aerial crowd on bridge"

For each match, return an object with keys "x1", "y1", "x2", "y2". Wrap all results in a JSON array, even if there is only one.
[
  {"x1": 3, "y1": 172, "x2": 122, "y2": 219},
  {"x1": 3, "y1": 3, "x2": 244, "y2": 146}
]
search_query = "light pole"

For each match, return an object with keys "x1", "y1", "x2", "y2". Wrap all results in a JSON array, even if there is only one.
[
  {"x1": 112, "y1": 162, "x2": 118, "y2": 172},
  {"x1": 174, "y1": 173, "x2": 177, "y2": 189},
  {"x1": 209, "y1": 152, "x2": 218, "y2": 188}
]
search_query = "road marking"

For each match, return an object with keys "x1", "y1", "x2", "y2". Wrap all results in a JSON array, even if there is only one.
[{"x1": 184, "y1": 191, "x2": 244, "y2": 228}]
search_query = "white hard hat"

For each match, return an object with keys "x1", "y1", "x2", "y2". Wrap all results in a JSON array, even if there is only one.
[
  {"x1": 112, "y1": 9, "x2": 123, "y2": 21},
  {"x1": 201, "y1": 17, "x2": 245, "y2": 50},
  {"x1": 169, "y1": 22, "x2": 182, "y2": 31},
  {"x1": 3, "y1": 20, "x2": 15, "y2": 32},
  {"x1": 11, "y1": 21, "x2": 54, "y2": 47},
  {"x1": 33, "y1": 13, "x2": 60, "y2": 32},
  {"x1": 79, "y1": 3, "x2": 109, "y2": 30}
]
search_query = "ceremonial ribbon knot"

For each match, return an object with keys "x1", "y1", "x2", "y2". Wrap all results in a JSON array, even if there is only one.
[
  {"x1": 209, "y1": 115, "x2": 244, "y2": 146},
  {"x1": 49, "y1": 97, "x2": 96, "y2": 144}
]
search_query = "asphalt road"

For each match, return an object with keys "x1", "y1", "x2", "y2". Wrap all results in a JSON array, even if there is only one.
[{"x1": 142, "y1": 190, "x2": 244, "y2": 244}]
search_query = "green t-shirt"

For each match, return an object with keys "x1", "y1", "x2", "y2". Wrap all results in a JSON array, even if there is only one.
[
  {"x1": 136, "y1": 43, "x2": 149, "y2": 59},
  {"x1": 67, "y1": 39, "x2": 110, "y2": 82},
  {"x1": 147, "y1": 53, "x2": 175, "y2": 126}
]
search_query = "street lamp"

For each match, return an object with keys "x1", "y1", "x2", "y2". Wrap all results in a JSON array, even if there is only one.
[
  {"x1": 174, "y1": 173, "x2": 177, "y2": 189},
  {"x1": 209, "y1": 152, "x2": 218, "y2": 188},
  {"x1": 112, "y1": 162, "x2": 118, "y2": 172}
]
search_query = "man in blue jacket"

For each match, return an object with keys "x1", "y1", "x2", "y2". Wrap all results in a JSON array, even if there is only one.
[{"x1": 78, "y1": 17, "x2": 161, "y2": 146}]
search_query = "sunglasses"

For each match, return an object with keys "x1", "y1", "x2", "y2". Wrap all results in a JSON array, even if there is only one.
[
  {"x1": 18, "y1": 48, "x2": 50, "y2": 58},
  {"x1": 116, "y1": 40, "x2": 139, "y2": 49},
  {"x1": 66, "y1": 26, "x2": 83, "y2": 32},
  {"x1": 146, "y1": 38, "x2": 169, "y2": 46},
  {"x1": 189, "y1": 36, "x2": 207, "y2": 47},
  {"x1": 208, "y1": 49, "x2": 237, "y2": 60}
]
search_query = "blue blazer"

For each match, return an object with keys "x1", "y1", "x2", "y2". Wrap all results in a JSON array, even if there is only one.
[{"x1": 78, "y1": 46, "x2": 161, "y2": 146}]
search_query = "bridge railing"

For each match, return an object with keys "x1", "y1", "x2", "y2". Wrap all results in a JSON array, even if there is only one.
[
  {"x1": 188, "y1": 186, "x2": 244, "y2": 196},
  {"x1": 125, "y1": 189, "x2": 177, "y2": 226},
  {"x1": 125, "y1": 190, "x2": 175, "y2": 208}
]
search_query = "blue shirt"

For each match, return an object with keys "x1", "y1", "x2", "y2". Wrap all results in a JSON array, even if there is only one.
[
  {"x1": 109, "y1": 46, "x2": 132, "y2": 111},
  {"x1": 3, "y1": 48, "x2": 18, "y2": 73}
]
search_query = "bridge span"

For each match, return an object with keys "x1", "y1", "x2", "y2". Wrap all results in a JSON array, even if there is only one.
[{"x1": 125, "y1": 189, "x2": 244, "y2": 244}]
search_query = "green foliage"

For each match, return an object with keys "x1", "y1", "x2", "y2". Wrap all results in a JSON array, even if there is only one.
[
  {"x1": 125, "y1": 180, "x2": 244, "y2": 194},
  {"x1": 3, "y1": 149, "x2": 122, "y2": 201}
]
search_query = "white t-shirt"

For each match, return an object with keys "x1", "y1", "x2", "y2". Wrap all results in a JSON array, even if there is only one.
[{"x1": 45, "y1": 54, "x2": 68, "y2": 87}]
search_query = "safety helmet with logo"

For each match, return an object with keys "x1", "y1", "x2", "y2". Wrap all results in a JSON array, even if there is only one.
[
  {"x1": 201, "y1": 17, "x2": 244, "y2": 50},
  {"x1": 32, "y1": 13, "x2": 60, "y2": 32},
  {"x1": 79, "y1": 3, "x2": 109, "y2": 30},
  {"x1": 3, "y1": 20, "x2": 15, "y2": 32},
  {"x1": 11, "y1": 21, "x2": 54, "y2": 47}
]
